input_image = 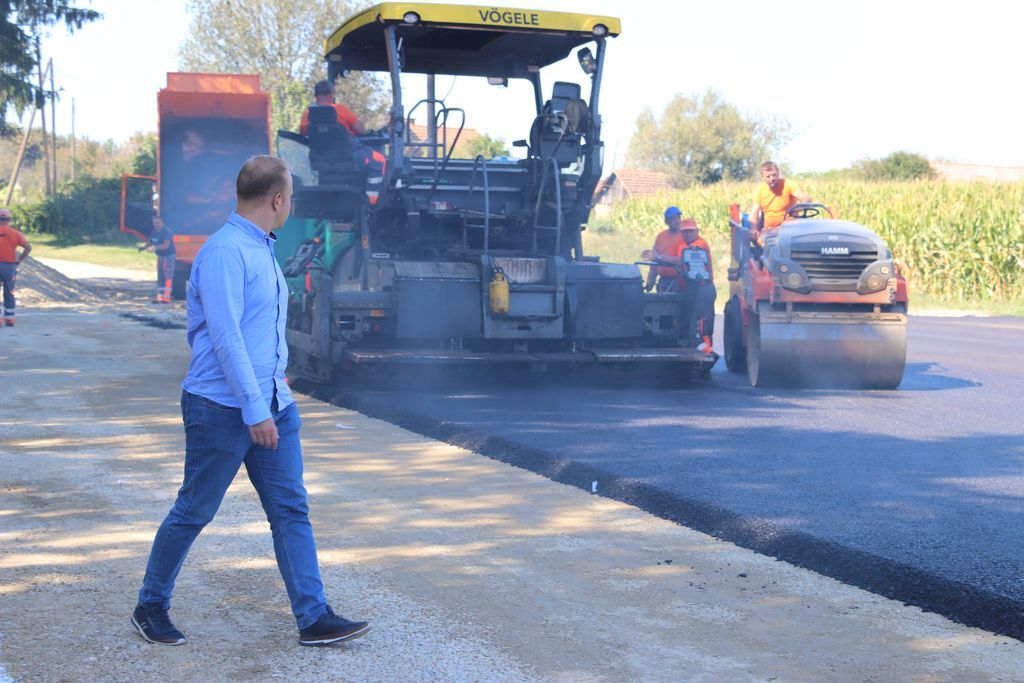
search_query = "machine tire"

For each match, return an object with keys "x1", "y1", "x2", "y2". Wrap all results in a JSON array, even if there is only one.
[
  {"x1": 746, "y1": 309, "x2": 767, "y2": 387},
  {"x1": 172, "y1": 262, "x2": 191, "y2": 300},
  {"x1": 723, "y1": 296, "x2": 747, "y2": 374}
]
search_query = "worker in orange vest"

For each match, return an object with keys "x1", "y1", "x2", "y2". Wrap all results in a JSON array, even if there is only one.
[
  {"x1": 642, "y1": 206, "x2": 687, "y2": 292},
  {"x1": 644, "y1": 217, "x2": 716, "y2": 354},
  {"x1": 0, "y1": 208, "x2": 32, "y2": 326}
]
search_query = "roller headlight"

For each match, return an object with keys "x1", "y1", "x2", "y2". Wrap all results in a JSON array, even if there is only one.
[
  {"x1": 773, "y1": 259, "x2": 810, "y2": 293},
  {"x1": 857, "y1": 259, "x2": 894, "y2": 294}
]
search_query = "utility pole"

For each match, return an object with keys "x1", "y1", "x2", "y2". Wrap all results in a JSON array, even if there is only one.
[
  {"x1": 49, "y1": 58, "x2": 57, "y2": 189},
  {"x1": 426, "y1": 75, "x2": 436, "y2": 160},
  {"x1": 5, "y1": 109, "x2": 38, "y2": 206},
  {"x1": 71, "y1": 97, "x2": 76, "y2": 181},
  {"x1": 35, "y1": 37, "x2": 51, "y2": 196}
]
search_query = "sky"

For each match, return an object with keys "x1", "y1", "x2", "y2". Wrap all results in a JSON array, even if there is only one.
[{"x1": 26, "y1": 0, "x2": 1024, "y2": 172}]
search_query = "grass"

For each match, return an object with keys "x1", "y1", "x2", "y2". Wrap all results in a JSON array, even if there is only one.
[
  {"x1": 27, "y1": 232, "x2": 155, "y2": 272},
  {"x1": 906, "y1": 292, "x2": 1024, "y2": 317}
]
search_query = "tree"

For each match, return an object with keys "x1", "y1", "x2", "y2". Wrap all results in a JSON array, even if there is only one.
[
  {"x1": 128, "y1": 132, "x2": 157, "y2": 176},
  {"x1": 179, "y1": 0, "x2": 389, "y2": 135},
  {"x1": 849, "y1": 151, "x2": 935, "y2": 181},
  {"x1": 0, "y1": 1, "x2": 100, "y2": 133},
  {"x1": 627, "y1": 89, "x2": 790, "y2": 187},
  {"x1": 4, "y1": 130, "x2": 162, "y2": 239},
  {"x1": 463, "y1": 133, "x2": 509, "y2": 159}
]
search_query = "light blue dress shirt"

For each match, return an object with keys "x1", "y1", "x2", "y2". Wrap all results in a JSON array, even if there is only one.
[{"x1": 182, "y1": 211, "x2": 293, "y2": 425}]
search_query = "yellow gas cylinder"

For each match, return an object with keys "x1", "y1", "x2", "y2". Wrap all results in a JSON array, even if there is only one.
[{"x1": 489, "y1": 271, "x2": 509, "y2": 315}]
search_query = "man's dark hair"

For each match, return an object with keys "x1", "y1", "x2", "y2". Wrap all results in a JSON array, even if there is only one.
[
  {"x1": 236, "y1": 156, "x2": 290, "y2": 202},
  {"x1": 761, "y1": 160, "x2": 779, "y2": 172},
  {"x1": 314, "y1": 79, "x2": 334, "y2": 96}
]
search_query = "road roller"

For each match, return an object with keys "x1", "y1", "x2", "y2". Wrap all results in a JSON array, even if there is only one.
[{"x1": 722, "y1": 203, "x2": 908, "y2": 389}]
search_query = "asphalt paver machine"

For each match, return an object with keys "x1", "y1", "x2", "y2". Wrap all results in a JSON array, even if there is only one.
[{"x1": 276, "y1": 3, "x2": 717, "y2": 383}]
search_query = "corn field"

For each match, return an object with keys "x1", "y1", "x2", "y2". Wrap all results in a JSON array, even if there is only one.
[{"x1": 589, "y1": 180, "x2": 1024, "y2": 304}]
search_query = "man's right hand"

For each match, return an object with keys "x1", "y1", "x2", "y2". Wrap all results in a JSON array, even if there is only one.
[{"x1": 249, "y1": 417, "x2": 279, "y2": 450}]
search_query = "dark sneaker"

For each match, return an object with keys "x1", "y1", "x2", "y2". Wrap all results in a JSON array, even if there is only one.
[
  {"x1": 299, "y1": 606, "x2": 369, "y2": 647},
  {"x1": 131, "y1": 603, "x2": 186, "y2": 646}
]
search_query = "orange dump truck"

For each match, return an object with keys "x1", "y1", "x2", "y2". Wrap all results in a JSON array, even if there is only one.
[{"x1": 121, "y1": 72, "x2": 271, "y2": 297}]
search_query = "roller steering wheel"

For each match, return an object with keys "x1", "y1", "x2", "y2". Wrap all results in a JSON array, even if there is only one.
[{"x1": 786, "y1": 202, "x2": 833, "y2": 220}]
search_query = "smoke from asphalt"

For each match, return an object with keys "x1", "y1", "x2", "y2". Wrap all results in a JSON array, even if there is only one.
[{"x1": 160, "y1": 117, "x2": 268, "y2": 236}]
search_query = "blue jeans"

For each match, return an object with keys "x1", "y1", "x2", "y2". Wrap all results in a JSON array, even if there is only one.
[{"x1": 138, "y1": 390, "x2": 328, "y2": 629}]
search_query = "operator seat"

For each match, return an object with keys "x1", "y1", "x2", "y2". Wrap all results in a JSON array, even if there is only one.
[
  {"x1": 306, "y1": 105, "x2": 366, "y2": 187},
  {"x1": 297, "y1": 105, "x2": 367, "y2": 220},
  {"x1": 529, "y1": 81, "x2": 589, "y2": 166}
]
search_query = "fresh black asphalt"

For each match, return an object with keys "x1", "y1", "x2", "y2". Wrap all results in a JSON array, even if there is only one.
[{"x1": 299, "y1": 315, "x2": 1024, "y2": 640}]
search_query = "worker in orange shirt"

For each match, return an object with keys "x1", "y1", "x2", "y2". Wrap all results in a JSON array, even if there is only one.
[
  {"x1": 300, "y1": 79, "x2": 385, "y2": 204},
  {"x1": 299, "y1": 80, "x2": 367, "y2": 137},
  {"x1": 750, "y1": 160, "x2": 810, "y2": 234},
  {"x1": 643, "y1": 206, "x2": 686, "y2": 292},
  {"x1": 643, "y1": 217, "x2": 716, "y2": 354},
  {"x1": 0, "y1": 208, "x2": 32, "y2": 327}
]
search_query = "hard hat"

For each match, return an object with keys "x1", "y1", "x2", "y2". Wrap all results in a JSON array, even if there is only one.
[{"x1": 664, "y1": 206, "x2": 682, "y2": 218}]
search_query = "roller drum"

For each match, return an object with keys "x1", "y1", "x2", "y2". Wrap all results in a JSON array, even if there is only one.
[{"x1": 747, "y1": 310, "x2": 907, "y2": 389}]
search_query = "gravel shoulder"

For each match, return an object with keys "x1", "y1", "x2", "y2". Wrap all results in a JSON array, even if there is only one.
[{"x1": 1, "y1": 261, "x2": 1022, "y2": 681}]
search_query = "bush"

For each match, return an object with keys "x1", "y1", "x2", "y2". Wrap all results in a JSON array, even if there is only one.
[
  {"x1": 6, "y1": 131, "x2": 157, "y2": 243},
  {"x1": 850, "y1": 151, "x2": 935, "y2": 181},
  {"x1": 12, "y1": 174, "x2": 124, "y2": 242}
]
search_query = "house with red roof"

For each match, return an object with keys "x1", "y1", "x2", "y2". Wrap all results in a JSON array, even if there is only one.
[
  {"x1": 593, "y1": 168, "x2": 676, "y2": 206},
  {"x1": 405, "y1": 118, "x2": 483, "y2": 158}
]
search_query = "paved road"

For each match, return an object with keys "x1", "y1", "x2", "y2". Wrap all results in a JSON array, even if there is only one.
[
  {"x1": 7, "y1": 308, "x2": 1024, "y2": 681},
  {"x1": 306, "y1": 315, "x2": 1024, "y2": 640}
]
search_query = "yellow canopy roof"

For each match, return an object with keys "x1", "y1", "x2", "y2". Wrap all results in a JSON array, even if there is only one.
[{"x1": 324, "y1": 3, "x2": 621, "y2": 77}]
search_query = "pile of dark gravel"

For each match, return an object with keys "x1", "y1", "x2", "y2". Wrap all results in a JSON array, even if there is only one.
[{"x1": 15, "y1": 257, "x2": 102, "y2": 306}]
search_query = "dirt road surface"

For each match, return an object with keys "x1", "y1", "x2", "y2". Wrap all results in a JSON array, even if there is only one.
[{"x1": 2, "y1": 259, "x2": 1023, "y2": 682}]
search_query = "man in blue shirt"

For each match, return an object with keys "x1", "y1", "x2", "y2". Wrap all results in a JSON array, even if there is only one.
[{"x1": 132, "y1": 155, "x2": 369, "y2": 647}]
